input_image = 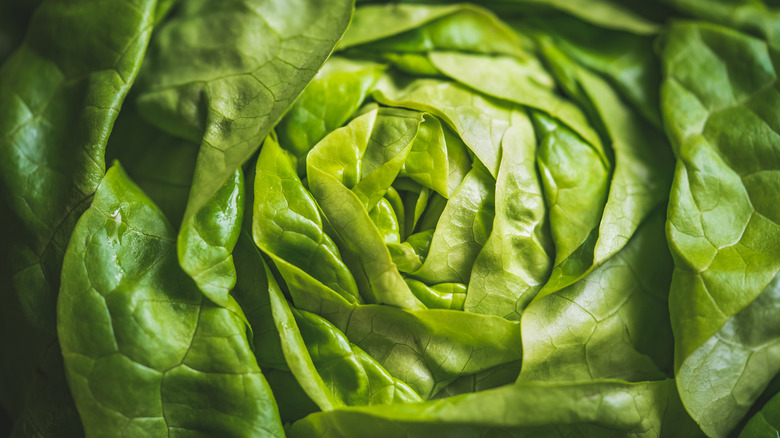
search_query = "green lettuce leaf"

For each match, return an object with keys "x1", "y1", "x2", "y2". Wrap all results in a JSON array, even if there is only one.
[
  {"x1": 0, "y1": 0, "x2": 161, "y2": 433},
  {"x1": 58, "y1": 164, "x2": 284, "y2": 436},
  {"x1": 662, "y1": 21, "x2": 780, "y2": 437},
  {"x1": 288, "y1": 379, "x2": 699, "y2": 438}
]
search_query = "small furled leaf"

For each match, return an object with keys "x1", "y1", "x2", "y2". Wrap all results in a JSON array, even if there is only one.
[
  {"x1": 58, "y1": 164, "x2": 283, "y2": 437},
  {"x1": 411, "y1": 166, "x2": 495, "y2": 285},
  {"x1": 178, "y1": 169, "x2": 244, "y2": 307},
  {"x1": 532, "y1": 112, "x2": 609, "y2": 267},
  {"x1": 464, "y1": 118, "x2": 552, "y2": 319}
]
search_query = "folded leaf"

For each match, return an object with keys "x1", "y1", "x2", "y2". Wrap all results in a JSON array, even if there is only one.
[{"x1": 136, "y1": 0, "x2": 353, "y2": 228}]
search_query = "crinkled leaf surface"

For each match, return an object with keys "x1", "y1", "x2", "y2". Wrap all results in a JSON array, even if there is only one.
[
  {"x1": 0, "y1": 0, "x2": 159, "y2": 433},
  {"x1": 57, "y1": 164, "x2": 284, "y2": 437},
  {"x1": 519, "y1": 208, "x2": 674, "y2": 383},
  {"x1": 178, "y1": 169, "x2": 244, "y2": 307},
  {"x1": 464, "y1": 119, "x2": 552, "y2": 319},
  {"x1": 136, "y1": 0, "x2": 353, "y2": 226},
  {"x1": 307, "y1": 108, "x2": 426, "y2": 309},
  {"x1": 534, "y1": 37, "x2": 674, "y2": 297},
  {"x1": 411, "y1": 165, "x2": 495, "y2": 285},
  {"x1": 662, "y1": 21, "x2": 780, "y2": 437}
]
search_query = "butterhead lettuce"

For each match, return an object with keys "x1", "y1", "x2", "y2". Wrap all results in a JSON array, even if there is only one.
[{"x1": 0, "y1": 1, "x2": 778, "y2": 437}]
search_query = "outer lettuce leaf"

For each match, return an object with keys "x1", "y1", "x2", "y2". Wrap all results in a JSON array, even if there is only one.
[
  {"x1": 178, "y1": 170, "x2": 244, "y2": 307},
  {"x1": 57, "y1": 164, "x2": 283, "y2": 437},
  {"x1": 429, "y1": 50, "x2": 607, "y2": 160},
  {"x1": 740, "y1": 389, "x2": 780, "y2": 437},
  {"x1": 135, "y1": 0, "x2": 353, "y2": 246},
  {"x1": 662, "y1": 21, "x2": 780, "y2": 437},
  {"x1": 0, "y1": 0, "x2": 160, "y2": 433},
  {"x1": 109, "y1": 104, "x2": 243, "y2": 310},
  {"x1": 339, "y1": 3, "x2": 526, "y2": 56},
  {"x1": 0, "y1": 0, "x2": 39, "y2": 64},
  {"x1": 677, "y1": 273, "x2": 780, "y2": 437},
  {"x1": 134, "y1": 0, "x2": 352, "y2": 312},
  {"x1": 520, "y1": 16, "x2": 663, "y2": 128},
  {"x1": 658, "y1": 0, "x2": 780, "y2": 46},
  {"x1": 487, "y1": 0, "x2": 661, "y2": 35},
  {"x1": 288, "y1": 379, "x2": 699, "y2": 438}
]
